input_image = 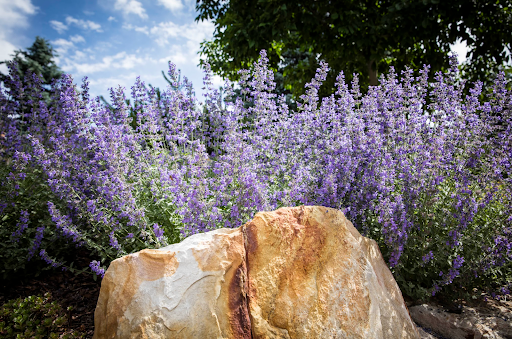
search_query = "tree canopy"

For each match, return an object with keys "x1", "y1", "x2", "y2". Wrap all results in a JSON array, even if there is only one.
[{"x1": 195, "y1": 0, "x2": 512, "y2": 98}]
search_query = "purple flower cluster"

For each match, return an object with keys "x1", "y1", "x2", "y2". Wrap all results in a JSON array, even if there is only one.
[
  {"x1": 39, "y1": 249, "x2": 65, "y2": 269},
  {"x1": 422, "y1": 251, "x2": 434, "y2": 265},
  {"x1": 0, "y1": 50, "x2": 510, "y2": 300},
  {"x1": 89, "y1": 260, "x2": 105, "y2": 278},
  {"x1": 11, "y1": 210, "x2": 29, "y2": 242},
  {"x1": 153, "y1": 223, "x2": 164, "y2": 242},
  {"x1": 47, "y1": 201, "x2": 83, "y2": 244},
  {"x1": 28, "y1": 226, "x2": 45, "y2": 260}
]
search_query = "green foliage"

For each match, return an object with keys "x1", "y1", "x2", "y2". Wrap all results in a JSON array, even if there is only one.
[
  {"x1": 0, "y1": 293, "x2": 86, "y2": 339},
  {"x1": 196, "y1": 0, "x2": 512, "y2": 97},
  {"x1": 0, "y1": 160, "x2": 78, "y2": 282},
  {"x1": 131, "y1": 159, "x2": 186, "y2": 246}
]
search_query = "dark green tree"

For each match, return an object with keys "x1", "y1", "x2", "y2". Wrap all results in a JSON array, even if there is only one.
[
  {"x1": 0, "y1": 36, "x2": 63, "y2": 103},
  {"x1": 195, "y1": 0, "x2": 512, "y2": 98}
]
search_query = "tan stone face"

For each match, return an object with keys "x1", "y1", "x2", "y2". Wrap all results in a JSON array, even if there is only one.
[
  {"x1": 243, "y1": 206, "x2": 418, "y2": 339},
  {"x1": 93, "y1": 249, "x2": 179, "y2": 338},
  {"x1": 93, "y1": 228, "x2": 251, "y2": 339}
]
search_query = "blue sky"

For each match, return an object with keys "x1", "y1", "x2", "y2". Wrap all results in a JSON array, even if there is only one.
[
  {"x1": 0, "y1": 0, "x2": 225, "y2": 102},
  {"x1": 1, "y1": 0, "x2": 471, "y2": 104}
]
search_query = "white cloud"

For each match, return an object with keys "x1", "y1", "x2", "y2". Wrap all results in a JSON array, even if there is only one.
[
  {"x1": 0, "y1": 0, "x2": 37, "y2": 28},
  {"x1": 0, "y1": 39, "x2": 17, "y2": 73},
  {"x1": 82, "y1": 48, "x2": 96, "y2": 60},
  {"x1": 159, "y1": 40, "x2": 202, "y2": 66},
  {"x1": 61, "y1": 52, "x2": 155, "y2": 74},
  {"x1": 50, "y1": 20, "x2": 68, "y2": 34},
  {"x1": 65, "y1": 16, "x2": 103, "y2": 32},
  {"x1": 0, "y1": 0, "x2": 38, "y2": 72},
  {"x1": 70, "y1": 35, "x2": 85, "y2": 44},
  {"x1": 108, "y1": 16, "x2": 116, "y2": 21},
  {"x1": 149, "y1": 20, "x2": 215, "y2": 47},
  {"x1": 53, "y1": 38, "x2": 74, "y2": 48},
  {"x1": 71, "y1": 50, "x2": 87, "y2": 61},
  {"x1": 114, "y1": 0, "x2": 147, "y2": 19},
  {"x1": 157, "y1": 0, "x2": 184, "y2": 13},
  {"x1": 52, "y1": 38, "x2": 75, "y2": 55},
  {"x1": 122, "y1": 23, "x2": 149, "y2": 35},
  {"x1": 210, "y1": 74, "x2": 225, "y2": 89},
  {"x1": 88, "y1": 72, "x2": 139, "y2": 90}
]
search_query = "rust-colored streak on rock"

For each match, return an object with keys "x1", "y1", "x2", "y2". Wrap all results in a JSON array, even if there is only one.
[
  {"x1": 191, "y1": 228, "x2": 252, "y2": 338},
  {"x1": 228, "y1": 262, "x2": 252, "y2": 339},
  {"x1": 242, "y1": 219, "x2": 260, "y2": 259},
  {"x1": 93, "y1": 250, "x2": 178, "y2": 339}
]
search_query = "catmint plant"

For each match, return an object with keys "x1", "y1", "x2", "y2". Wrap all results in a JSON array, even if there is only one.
[{"x1": 0, "y1": 50, "x2": 510, "y2": 302}]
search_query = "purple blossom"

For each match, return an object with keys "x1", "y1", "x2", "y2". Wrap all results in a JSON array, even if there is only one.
[
  {"x1": 11, "y1": 210, "x2": 29, "y2": 242},
  {"x1": 109, "y1": 231, "x2": 121, "y2": 250},
  {"x1": 39, "y1": 249, "x2": 63, "y2": 268},
  {"x1": 89, "y1": 260, "x2": 105, "y2": 278},
  {"x1": 47, "y1": 202, "x2": 82, "y2": 242},
  {"x1": 28, "y1": 226, "x2": 45, "y2": 260},
  {"x1": 422, "y1": 251, "x2": 434, "y2": 265},
  {"x1": 153, "y1": 223, "x2": 164, "y2": 241},
  {"x1": 453, "y1": 255, "x2": 465, "y2": 269}
]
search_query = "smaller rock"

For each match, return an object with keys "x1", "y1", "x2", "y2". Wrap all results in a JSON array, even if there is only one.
[
  {"x1": 415, "y1": 325, "x2": 441, "y2": 339},
  {"x1": 409, "y1": 302, "x2": 512, "y2": 339}
]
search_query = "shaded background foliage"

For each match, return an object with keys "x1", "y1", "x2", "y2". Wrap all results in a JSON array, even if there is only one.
[{"x1": 196, "y1": 0, "x2": 512, "y2": 98}]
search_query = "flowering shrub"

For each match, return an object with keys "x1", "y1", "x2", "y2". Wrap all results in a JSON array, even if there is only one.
[{"x1": 1, "y1": 51, "x2": 510, "y2": 301}]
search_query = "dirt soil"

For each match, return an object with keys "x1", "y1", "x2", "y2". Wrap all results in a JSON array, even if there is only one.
[{"x1": 0, "y1": 249, "x2": 101, "y2": 338}]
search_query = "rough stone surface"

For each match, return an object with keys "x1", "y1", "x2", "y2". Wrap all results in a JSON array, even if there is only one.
[
  {"x1": 410, "y1": 300, "x2": 512, "y2": 339},
  {"x1": 243, "y1": 206, "x2": 419, "y2": 339},
  {"x1": 416, "y1": 326, "x2": 439, "y2": 339},
  {"x1": 93, "y1": 206, "x2": 419, "y2": 338},
  {"x1": 93, "y1": 227, "x2": 250, "y2": 339}
]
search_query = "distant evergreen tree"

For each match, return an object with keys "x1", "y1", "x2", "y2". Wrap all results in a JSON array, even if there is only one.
[{"x1": 0, "y1": 36, "x2": 63, "y2": 106}]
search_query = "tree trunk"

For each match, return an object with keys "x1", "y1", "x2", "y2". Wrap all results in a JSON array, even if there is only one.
[{"x1": 367, "y1": 59, "x2": 378, "y2": 86}]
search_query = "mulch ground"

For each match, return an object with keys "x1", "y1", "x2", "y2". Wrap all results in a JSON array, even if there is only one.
[{"x1": 0, "y1": 249, "x2": 102, "y2": 338}]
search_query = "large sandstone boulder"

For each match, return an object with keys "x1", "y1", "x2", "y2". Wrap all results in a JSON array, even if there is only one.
[{"x1": 93, "y1": 206, "x2": 419, "y2": 338}]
